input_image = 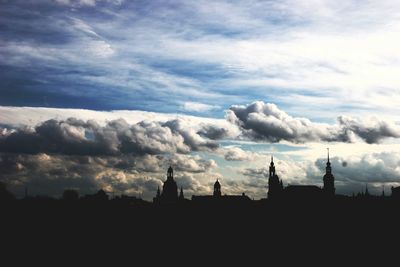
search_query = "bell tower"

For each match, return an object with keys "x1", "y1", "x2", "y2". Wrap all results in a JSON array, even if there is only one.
[
  {"x1": 268, "y1": 156, "x2": 283, "y2": 199},
  {"x1": 323, "y1": 148, "x2": 335, "y2": 196},
  {"x1": 213, "y1": 179, "x2": 221, "y2": 197}
]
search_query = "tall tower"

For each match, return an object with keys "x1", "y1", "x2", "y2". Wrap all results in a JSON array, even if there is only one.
[
  {"x1": 268, "y1": 156, "x2": 283, "y2": 199},
  {"x1": 179, "y1": 186, "x2": 185, "y2": 200},
  {"x1": 156, "y1": 186, "x2": 161, "y2": 198},
  {"x1": 269, "y1": 156, "x2": 276, "y2": 178},
  {"x1": 161, "y1": 166, "x2": 178, "y2": 202},
  {"x1": 323, "y1": 148, "x2": 335, "y2": 196},
  {"x1": 167, "y1": 166, "x2": 173, "y2": 181},
  {"x1": 213, "y1": 179, "x2": 221, "y2": 197}
]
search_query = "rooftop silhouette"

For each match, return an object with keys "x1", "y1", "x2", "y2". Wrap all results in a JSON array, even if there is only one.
[{"x1": 2, "y1": 150, "x2": 400, "y2": 208}]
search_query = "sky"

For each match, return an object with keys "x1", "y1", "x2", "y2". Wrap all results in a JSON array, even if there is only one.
[{"x1": 1, "y1": 0, "x2": 400, "y2": 199}]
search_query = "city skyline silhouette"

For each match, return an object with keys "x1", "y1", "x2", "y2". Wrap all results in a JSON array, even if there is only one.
[
  {"x1": 2, "y1": 148, "x2": 400, "y2": 204},
  {"x1": 3, "y1": 1, "x2": 400, "y2": 260}
]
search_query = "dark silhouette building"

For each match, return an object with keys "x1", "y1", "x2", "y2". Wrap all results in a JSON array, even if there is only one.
[
  {"x1": 283, "y1": 185, "x2": 324, "y2": 200},
  {"x1": 268, "y1": 156, "x2": 283, "y2": 199},
  {"x1": 213, "y1": 179, "x2": 221, "y2": 197},
  {"x1": 269, "y1": 150, "x2": 336, "y2": 201},
  {"x1": 62, "y1": 189, "x2": 79, "y2": 201},
  {"x1": 161, "y1": 166, "x2": 178, "y2": 202},
  {"x1": 323, "y1": 148, "x2": 335, "y2": 196},
  {"x1": 391, "y1": 186, "x2": 400, "y2": 198},
  {"x1": 154, "y1": 166, "x2": 183, "y2": 204},
  {"x1": 0, "y1": 182, "x2": 15, "y2": 202},
  {"x1": 192, "y1": 179, "x2": 251, "y2": 204},
  {"x1": 82, "y1": 189, "x2": 109, "y2": 201}
]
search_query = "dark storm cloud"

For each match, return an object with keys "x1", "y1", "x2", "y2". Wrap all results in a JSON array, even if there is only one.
[
  {"x1": 334, "y1": 116, "x2": 400, "y2": 144},
  {"x1": 228, "y1": 101, "x2": 400, "y2": 144},
  {"x1": 163, "y1": 119, "x2": 219, "y2": 151},
  {"x1": 197, "y1": 124, "x2": 230, "y2": 140},
  {"x1": 0, "y1": 117, "x2": 219, "y2": 156}
]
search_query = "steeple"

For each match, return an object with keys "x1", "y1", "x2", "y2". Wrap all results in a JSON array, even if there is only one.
[
  {"x1": 213, "y1": 179, "x2": 221, "y2": 197},
  {"x1": 269, "y1": 155, "x2": 276, "y2": 178},
  {"x1": 365, "y1": 184, "x2": 369, "y2": 196},
  {"x1": 156, "y1": 186, "x2": 161, "y2": 198},
  {"x1": 326, "y1": 148, "x2": 331, "y2": 173},
  {"x1": 179, "y1": 187, "x2": 184, "y2": 200},
  {"x1": 327, "y1": 147, "x2": 330, "y2": 163},
  {"x1": 268, "y1": 155, "x2": 282, "y2": 199},
  {"x1": 323, "y1": 148, "x2": 335, "y2": 196}
]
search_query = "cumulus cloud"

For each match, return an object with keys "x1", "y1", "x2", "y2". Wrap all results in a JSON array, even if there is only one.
[
  {"x1": 313, "y1": 152, "x2": 400, "y2": 186},
  {"x1": 223, "y1": 147, "x2": 255, "y2": 161},
  {"x1": 168, "y1": 154, "x2": 217, "y2": 173},
  {"x1": 0, "y1": 117, "x2": 222, "y2": 156},
  {"x1": 163, "y1": 119, "x2": 219, "y2": 151},
  {"x1": 0, "y1": 152, "x2": 218, "y2": 199},
  {"x1": 334, "y1": 116, "x2": 400, "y2": 144},
  {"x1": 241, "y1": 168, "x2": 268, "y2": 178},
  {"x1": 228, "y1": 101, "x2": 400, "y2": 144},
  {"x1": 240, "y1": 158, "x2": 309, "y2": 185},
  {"x1": 197, "y1": 125, "x2": 233, "y2": 141}
]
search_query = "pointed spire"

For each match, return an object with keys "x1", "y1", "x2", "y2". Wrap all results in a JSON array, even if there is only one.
[
  {"x1": 325, "y1": 148, "x2": 332, "y2": 173},
  {"x1": 156, "y1": 186, "x2": 161, "y2": 197},
  {"x1": 327, "y1": 147, "x2": 330, "y2": 163},
  {"x1": 269, "y1": 155, "x2": 274, "y2": 168},
  {"x1": 179, "y1": 186, "x2": 184, "y2": 199}
]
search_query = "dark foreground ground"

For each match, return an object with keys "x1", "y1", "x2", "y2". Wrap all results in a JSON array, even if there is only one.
[{"x1": 2, "y1": 199, "x2": 399, "y2": 263}]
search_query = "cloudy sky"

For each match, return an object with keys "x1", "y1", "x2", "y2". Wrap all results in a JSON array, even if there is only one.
[{"x1": 1, "y1": 0, "x2": 400, "y2": 199}]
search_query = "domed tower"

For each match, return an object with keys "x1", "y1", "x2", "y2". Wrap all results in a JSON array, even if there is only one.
[
  {"x1": 213, "y1": 179, "x2": 221, "y2": 197},
  {"x1": 167, "y1": 166, "x2": 173, "y2": 180},
  {"x1": 161, "y1": 166, "x2": 178, "y2": 202},
  {"x1": 323, "y1": 148, "x2": 335, "y2": 196}
]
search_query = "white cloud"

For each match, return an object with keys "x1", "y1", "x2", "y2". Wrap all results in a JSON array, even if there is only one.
[
  {"x1": 181, "y1": 102, "x2": 220, "y2": 112},
  {"x1": 222, "y1": 146, "x2": 260, "y2": 161},
  {"x1": 0, "y1": 106, "x2": 236, "y2": 130},
  {"x1": 228, "y1": 101, "x2": 400, "y2": 144},
  {"x1": 112, "y1": 0, "x2": 400, "y2": 120},
  {"x1": 55, "y1": 0, "x2": 123, "y2": 7}
]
